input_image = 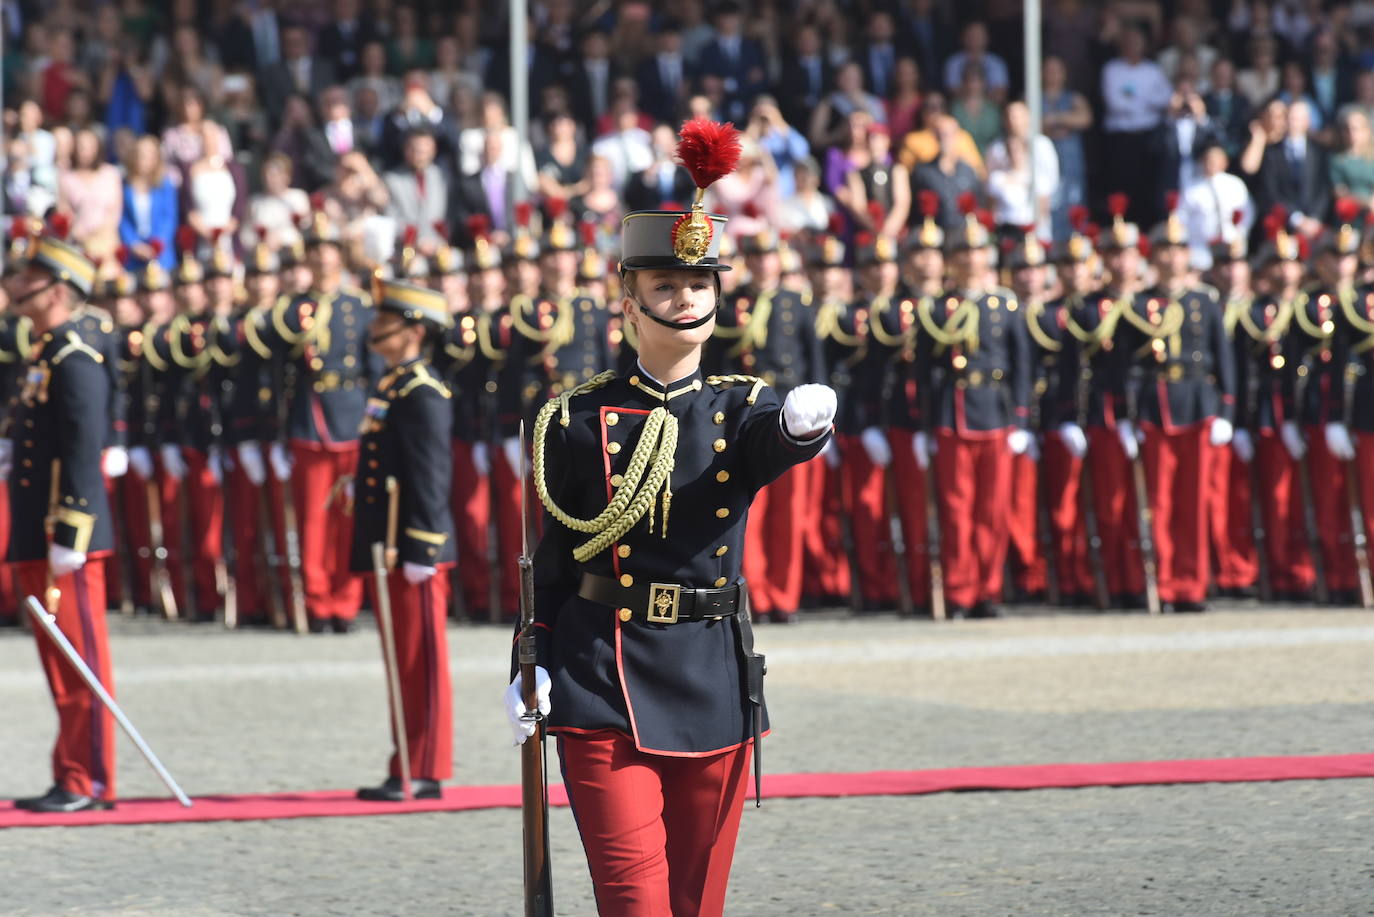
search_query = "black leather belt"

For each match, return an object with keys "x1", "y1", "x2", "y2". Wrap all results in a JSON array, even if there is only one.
[{"x1": 578, "y1": 573, "x2": 742, "y2": 624}]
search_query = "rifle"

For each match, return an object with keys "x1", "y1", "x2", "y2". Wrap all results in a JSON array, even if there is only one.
[
  {"x1": 516, "y1": 421, "x2": 554, "y2": 917},
  {"x1": 141, "y1": 359, "x2": 178, "y2": 621},
  {"x1": 1029, "y1": 370, "x2": 1060, "y2": 606},
  {"x1": 206, "y1": 325, "x2": 237, "y2": 628},
  {"x1": 1125, "y1": 371, "x2": 1161, "y2": 615},
  {"x1": 1075, "y1": 349, "x2": 1110, "y2": 609},
  {"x1": 837, "y1": 469, "x2": 864, "y2": 614},
  {"x1": 920, "y1": 372, "x2": 946, "y2": 620},
  {"x1": 1292, "y1": 367, "x2": 1330, "y2": 604},
  {"x1": 885, "y1": 463, "x2": 915, "y2": 616},
  {"x1": 256, "y1": 480, "x2": 287, "y2": 629},
  {"x1": 276, "y1": 358, "x2": 309, "y2": 633},
  {"x1": 370, "y1": 477, "x2": 412, "y2": 800},
  {"x1": 1342, "y1": 369, "x2": 1374, "y2": 608},
  {"x1": 1243, "y1": 359, "x2": 1271, "y2": 602}
]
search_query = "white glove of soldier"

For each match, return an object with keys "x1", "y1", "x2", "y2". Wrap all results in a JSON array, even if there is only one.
[
  {"x1": 1007, "y1": 428, "x2": 1032, "y2": 457},
  {"x1": 0, "y1": 438, "x2": 11, "y2": 480},
  {"x1": 206, "y1": 445, "x2": 223, "y2": 484},
  {"x1": 402, "y1": 562, "x2": 436, "y2": 585},
  {"x1": 101, "y1": 446, "x2": 129, "y2": 479},
  {"x1": 472, "y1": 441, "x2": 491, "y2": 476},
  {"x1": 159, "y1": 444, "x2": 187, "y2": 481},
  {"x1": 1116, "y1": 420, "x2": 1140, "y2": 461},
  {"x1": 237, "y1": 442, "x2": 267, "y2": 486},
  {"x1": 1325, "y1": 422, "x2": 1356, "y2": 461},
  {"x1": 1210, "y1": 418, "x2": 1234, "y2": 448},
  {"x1": 128, "y1": 445, "x2": 154, "y2": 480},
  {"x1": 912, "y1": 431, "x2": 935, "y2": 470},
  {"x1": 781, "y1": 383, "x2": 837, "y2": 440},
  {"x1": 1231, "y1": 429, "x2": 1254, "y2": 463},
  {"x1": 822, "y1": 437, "x2": 841, "y2": 469},
  {"x1": 504, "y1": 665, "x2": 552, "y2": 746},
  {"x1": 1281, "y1": 421, "x2": 1307, "y2": 460},
  {"x1": 502, "y1": 437, "x2": 523, "y2": 473},
  {"x1": 860, "y1": 427, "x2": 892, "y2": 467},
  {"x1": 48, "y1": 544, "x2": 86, "y2": 578},
  {"x1": 1057, "y1": 422, "x2": 1088, "y2": 460},
  {"x1": 269, "y1": 442, "x2": 294, "y2": 482}
]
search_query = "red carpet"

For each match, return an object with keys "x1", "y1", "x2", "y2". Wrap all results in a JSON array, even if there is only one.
[{"x1": 4, "y1": 754, "x2": 1372, "y2": 829}]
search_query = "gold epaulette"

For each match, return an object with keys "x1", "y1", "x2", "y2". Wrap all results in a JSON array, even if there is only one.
[
  {"x1": 706, "y1": 373, "x2": 768, "y2": 404},
  {"x1": 141, "y1": 321, "x2": 168, "y2": 370},
  {"x1": 75, "y1": 303, "x2": 116, "y2": 334},
  {"x1": 272, "y1": 294, "x2": 309, "y2": 346},
  {"x1": 345, "y1": 285, "x2": 372, "y2": 308},
  {"x1": 243, "y1": 307, "x2": 273, "y2": 359},
  {"x1": 399, "y1": 363, "x2": 452, "y2": 399},
  {"x1": 50, "y1": 330, "x2": 103, "y2": 366}
]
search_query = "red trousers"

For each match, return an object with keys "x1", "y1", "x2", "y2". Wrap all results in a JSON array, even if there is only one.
[
  {"x1": 120, "y1": 470, "x2": 154, "y2": 610},
  {"x1": 489, "y1": 449, "x2": 523, "y2": 618},
  {"x1": 225, "y1": 462, "x2": 270, "y2": 621},
  {"x1": 1006, "y1": 451, "x2": 1047, "y2": 595},
  {"x1": 837, "y1": 435, "x2": 897, "y2": 606},
  {"x1": 886, "y1": 429, "x2": 932, "y2": 607},
  {"x1": 181, "y1": 449, "x2": 224, "y2": 616},
  {"x1": 801, "y1": 454, "x2": 850, "y2": 604},
  {"x1": 101, "y1": 475, "x2": 126, "y2": 611},
  {"x1": 1041, "y1": 434, "x2": 1094, "y2": 599},
  {"x1": 1211, "y1": 442, "x2": 1258, "y2": 591},
  {"x1": 18, "y1": 558, "x2": 115, "y2": 800},
  {"x1": 291, "y1": 443, "x2": 362, "y2": 622},
  {"x1": 1086, "y1": 427, "x2": 1144, "y2": 597},
  {"x1": 743, "y1": 463, "x2": 808, "y2": 615},
  {"x1": 366, "y1": 570, "x2": 453, "y2": 780},
  {"x1": 1141, "y1": 424, "x2": 1213, "y2": 604},
  {"x1": 0, "y1": 483, "x2": 17, "y2": 618},
  {"x1": 1305, "y1": 428, "x2": 1356, "y2": 593},
  {"x1": 559, "y1": 730, "x2": 751, "y2": 917},
  {"x1": 1355, "y1": 433, "x2": 1374, "y2": 583},
  {"x1": 932, "y1": 430, "x2": 1013, "y2": 608},
  {"x1": 450, "y1": 441, "x2": 492, "y2": 618},
  {"x1": 1251, "y1": 433, "x2": 1315, "y2": 594}
]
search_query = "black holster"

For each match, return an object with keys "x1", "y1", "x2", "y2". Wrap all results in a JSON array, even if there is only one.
[{"x1": 735, "y1": 580, "x2": 765, "y2": 807}]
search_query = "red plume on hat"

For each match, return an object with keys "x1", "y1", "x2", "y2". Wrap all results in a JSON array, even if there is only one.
[
  {"x1": 1164, "y1": 190, "x2": 1180, "y2": 214},
  {"x1": 466, "y1": 214, "x2": 490, "y2": 241},
  {"x1": 176, "y1": 225, "x2": 198, "y2": 254},
  {"x1": 515, "y1": 201, "x2": 533, "y2": 229},
  {"x1": 854, "y1": 231, "x2": 875, "y2": 249},
  {"x1": 1137, "y1": 237, "x2": 1152, "y2": 259},
  {"x1": 1085, "y1": 223, "x2": 1102, "y2": 245},
  {"x1": 48, "y1": 212, "x2": 71, "y2": 240},
  {"x1": 957, "y1": 191, "x2": 977, "y2": 216},
  {"x1": 867, "y1": 200, "x2": 886, "y2": 227},
  {"x1": 1335, "y1": 197, "x2": 1361, "y2": 225},
  {"x1": 1107, "y1": 193, "x2": 1129, "y2": 219},
  {"x1": 827, "y1": 212, "x2": 846, "y2": 237},
  {"x1": 1068, "y1": 205, "x2": 1089, "y2": 232},
  {"x1": 1231, "y1": 209, "x2": 1244, "y2": 227},
  {"x1": 255, "y1": 224, "x2": 268, "y2": 244},
  {"x1": 741, "y1": 200, "x2": 761, "y2": 219},
  {"x1": 977, "y1": 209, "x2": 995, "y2": 230},
  {"x1": 1297, "y1": 234, "x2": 1312, "y2": 259},
  {"x1": 309, "y1": 192, "x2": 326, "y2": 213},
  {"x1": 675, "y1": 118, "x2": 742, "y2": 193},
  {"x1": 402, "y1": 225, "x2": 418, "y2": 248},
  {"x1": 918, "y1": 189, "x2": 940, "y2": 219},
  {"x1": 545, "y1": 196, "x2": 568, "y2": 221},
  {"x1": 149, "y1": 238, "x2": 165, "y2": 257},
  {"x1": 579, "y1": 221, "x2": 597, "y2": 248},
  {"x1": 433, "y1": 220, "x2": 448, "y2": 242},
  {"x1": 115, "y1": 244, "x2": 129, "y2": 264}
]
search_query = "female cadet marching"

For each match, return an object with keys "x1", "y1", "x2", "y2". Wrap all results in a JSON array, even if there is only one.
[{"x1": 503, "y1": 120, "x2": 837, "y2": 917}]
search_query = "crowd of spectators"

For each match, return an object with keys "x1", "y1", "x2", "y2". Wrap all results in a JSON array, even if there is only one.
[{"x1": 8, "y1": 0, "x2": 1374, "y2": 274}]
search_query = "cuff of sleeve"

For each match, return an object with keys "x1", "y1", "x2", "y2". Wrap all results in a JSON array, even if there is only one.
[
  {"x1": 401, "y1": 527, "x2": 449, "y2": 565},
  {"x1": 777, "y1": 412, "x2": 833, "y2": 448},
  {"x1": 53, "y1": 508, "x2": 97, "y2": 554}
]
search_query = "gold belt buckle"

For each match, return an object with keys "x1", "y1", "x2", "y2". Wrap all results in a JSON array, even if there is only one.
[{"x1": 646, "y1": 583, "x2": 681, "y2": 624}]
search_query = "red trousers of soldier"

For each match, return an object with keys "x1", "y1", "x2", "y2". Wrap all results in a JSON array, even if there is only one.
[
  {"x1": 1353, "y1": 433, "x2": 1374, "y2": 583},
  {"x1": 1006, "y1": 451, "x2": 1048, "y2": 596},
  {"x1": 18, "y1": 558, "x2": 115, "y2": 801},
  {"x1": 837, "y1": 434, "x2": 897, "y2": 607},
  {"x1": 1086, "y1": 427, "x2": 1144, "y2": 598},
  {"x1": 801, "y1": 451, "x2": 850, "y2": 604},
  {"x1": 367, "y1": 569, "x2": 453, "y2": 781},
  {"x1": 451, "y1": 440, "x2": 492, "y2": 618},
  {"x1": 1041, "y1": 433, "x2": 1094, "y2": 600},
  {"x1": 291, "y1": 442, "x2": 362, "y2": 622},
  {"x1": 159, "y1": 451, "x2": 222, "y2": 616},
  {"x1": 225, "y1": 460, "x2": 270, "y2": 621},
  {"x1": 120, "y1": 469, "x2": 153, "y2": 610},
  {"x1": 933, "y1": 430, "x2": 1013, "y2": 608},
  {"x1": 1210, "y1": 441, "x2": 1258, "y2": 591},
  {"x1": 1305, "y1": 427, "x2": 1356, "y2": 593},
  {"x1": 489, "y1": 448, "x2": 523, "y2": 619},
  {"x1": 559, "y1": 729, "x2": 751, "y2": 917},
  {"x1": 1244, "y1": 432, "x2": 1316, "y2": 594},
  {"x1": 0, "y1": 483, "x2": 18, "y2": 619},
  {"x1": 1140, "y1": 423, "x2": 1213, "y2": 605},
  {"x1": 886, "y1": 429, "x2": 932, "y2": 607},
  {"x1": 743, "y1": 464, "x2": 807, "y2": 615}
]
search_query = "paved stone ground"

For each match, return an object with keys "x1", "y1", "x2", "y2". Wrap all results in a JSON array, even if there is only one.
[{"x1": 1, "y1": 603, "x2": 1372, "y2": 916}]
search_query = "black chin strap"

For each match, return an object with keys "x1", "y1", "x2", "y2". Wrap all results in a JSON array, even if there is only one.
[
  {"x1": 625, "y1": 276, "x2": 721, "y2": 331},
  {"x1": 12, "y1": 279, "x2": 58, "y2": 306}
]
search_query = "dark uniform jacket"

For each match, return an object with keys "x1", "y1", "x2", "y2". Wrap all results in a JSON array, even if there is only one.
[
  {"x1": 913, "y1": 288, "x2": 1031, "y2": 435},
  {"x1": 142, "y1": 312, "x2": 210, "y2": 450},
  {"x1": 1283, "y1": 286, "x2": 1344, "y2": 427},
  {"x1": 435, "y1": 308, "x2": 508, "y2": 445},
  {"x1": 1118, "y1": 286, "x2": 1236, "y2": 431},
  {"x1": 530, "y1": 369, "x2": 829, "y2": 756},
  {"x1": 6, "y1": 323, "x2": 113, "y2": 560},
  {"x1": 223, "y1": 304, "x2": 278, "y2": 447},
  {"x1": 349, "y1": 357, "x2": 455, "y2": 572},
  {"x1": 0, "y1": 314, "x2": 33, "y2": 412},
  {"x1": 710, "y1": 287, "x2": 826, "y2": 397},
  {"x1": 850, "y1": 293, "x2": 920, "y2": 432},
  {"x1": 1056, "y1": 292, "x2": 1131, "y2": 431},
  {"x1": 1231, "y1": 293, "x2": 1295, "y2": 432},
  {"x1": 813, "y1": 295, "x2": 866, "y2": 436},
  {"x1": 1023, "y1": 298, "x2": 1070, "y2": 431},
  {"x1": 72, "y1": 305, "x2": 126, "y2": 449},
  {"x1": 498, "y1": 290, "x2": 613, "y2": 436},
  {"x1": 1331, "y1": 285, "x2": 1374, "y2": 433}
]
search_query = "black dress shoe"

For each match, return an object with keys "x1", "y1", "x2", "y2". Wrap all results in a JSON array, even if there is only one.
[
  {"x1": 355, "y1": 777, "x2": 441, "y2": 802},
  {"x1": 331, "y1": 617, "x2": 358, "y2": 634},
  {"x1": 768, "y1": 610, "x2": 798, "y2": 624},
  {"x1": 1171, "y1": 600, "x2": 1208, "y2": 613},
  {"x1": 308, "y1": 617, "x2": 331, "y2": 634},
  {"x1": 14, "y1": 786, "x2": 113, "y2": 813},
  {"x1": 969, "y1": 602, "x2": 1002, "y2": 619},
  {"x1": 946, "y1": 605, "x2": 971, "y2": 620}
]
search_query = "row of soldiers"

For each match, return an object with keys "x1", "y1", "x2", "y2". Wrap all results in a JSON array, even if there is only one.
[{"x1": 1, "y1": 190, "x2": 1373, "y2": 629}]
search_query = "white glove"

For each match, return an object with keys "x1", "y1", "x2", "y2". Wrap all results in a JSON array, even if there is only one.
[
  {"x1": 1281, "y1": 421, "x2": 1307, "y2": 460},
  {"x1": 781, "y1": 383, "x2": 837, "y2": 440},
  {"x1": 48, "y1": 544, "x2": 86, "y2": 578},
  {"x1": 472, "y1": 441, "x2": 490, "y2": 476},
  {"x1": 269, "y1": 442, "x2": 294, "y2": 482},
  {"x1": 502, "y1": 437, "x2": 523, "y2": 473},
  {"x1": 1057, "y1": 422, "x2": 1088, "y2": 460},
  {"x1": 101, "y1": 446, "x2": 129, "y2": 479},
  {"x1": 402, "y1": 562, "x2": 436, "y2": 584},
  {"x1": 206, "y1": 445, "x2": 223, "y2": 484},
  {"x1": 237, "y1": 442, "x2": 266, "y2": 486},
  {"x1": 860, "y1": 427, "x2": 892, "y2": 467},
  {"x1": 822, "y1": 437, "x2": 841, "y2": 469},
  {"x1": 159, "y1": 444, "x2": 187, "y2": 481},
  {"x1": 504, "y1": 665, "x2": 552, "y2": 746},
  {"x1": 1007, "y1": 428, "x2": 1032, "y2": 456},
  {"x1": 0, "y1": 438, "x2": 12, "y2": 480},
  {"x1": 128, "y1": 446, "x2": 154, "y2": 479},
  {"x1": 1210, "y1": 418, "x2": 1234, "y2": 448},
  {"x1": 1117, "y1": 420, "x2": 1140, "y2": 461},
  {"x1": 1231, "y1": 429, "x2": 1254, "y2": 463},
  {"x1": 913, "y1": 432, "x2": 934, "y2": 470},
  {"x1": 1325, "y1": 422, "x2": 1356, "y2": 461}
]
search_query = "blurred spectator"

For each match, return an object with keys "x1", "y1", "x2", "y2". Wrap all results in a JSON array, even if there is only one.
[
  {"x1": 270, "y1": 94, "x2": 325, "y2": 182},
  {"x1": 1152, "y1": 78, "x2": 1222, "y2": 204},
  {"x1": 1256, "y1": 100, "x2": 1330, "y2": 236},
  {"x1": 1044, "y1": 0, "x2": 1099, "y2": 95},
  {"x1": 4, "y1": 136, "x2": 56, "y2": 218},
  {"x1": 942, "y1": 21, "x2": 1008, "y2": 103},
  {"x1": 387, "y1": 5, "x2": 434, "y2": 74},
  {"x1": 857, "y1": 11, "x2": 903, "y2": 100},
  {"x1": 317, "y1": 0, "x2": 378, "y2": 82},
  {"x1": 747, "y1": 96, "x2": 809, "y2": 199},
  {"x1": 1237, "y1": 36, "x2": 1280, "y2": 108},
  {"x1": 700, "y1": 2, "x2": 767, "y2": 117},
  {"x1": 452, "y1": 130, "x2": 517, "y2": 239},
  {"x1": 842, "y1": 124, "x2": 910, "y2": 237},
  {"x1": 160, "y1": 25, "x2": 224, "y2": 113},
  {"x1": 247, "y1": 152, "x2": 309, "y2": 250},
  {"x1": 429, "y1": 35, "x2": 482, "y2": 111},
  {"x1": 217, "y1": 75, "x2": 271, "y2": 168},
  {"x1": 951, "y1": 65, "x2": 1001, "y2": 154},
  {"x1": 97, "y1": 37, "x2": 153, "y2": 141},
  {"x1": 778, "y1": 23, "x2": 831, "y2": 130},
  {"x1": 58, "y1": 128, "x2": 121, "y2": 259},
  {"x1": 987, "y1": 136, "x2": 1044, "y2": 239},
  {"x1": 1240, "y1": 97, "x2": 1289, "y2": 177},
  {"x1": 41, "y1": 29, "x2": 90, "y2": 123},
  {"x1": 184, "y1": 121, "x2": 239, "y2": 240},
  {"x1": 1180, "y1": 141, "x2": 1253, "y2": 269},
  {"x1": 384, "y1": 128, "x2": 448, "y2": 254},
  {"x1": 590, "y1": 102, "x2": 652, "y2": 192},
  {"x1": 79, "y1": 5, "x2": 126, "y2": 77},
  {"x1": 1278, "y1": 62, "x2": 1324, "y2": 135},
  {"x1": 378, "y1": 73, "x2": 454, "y2": 171},
  {"x1": 297, "y1": 87, "x2": 359, "y2": 189},
  {"x1": 569, "y1": 31, "x2": 620, "y2": 137},
  {"x1": 1101, "y1": 26, "x2": 1171, "y2": 226},
  {"x1": 162, "y1": 86, "x2": 233, "y2": 180},
  {"x1": 536, "y1": 112, "x2": 589, "y2": 201},
  {"x1": 1040, "y1": 56, "x2": 1091, "y2": 240},
  {"x1": 261, "y1": 24, "x2": 339, "y2": 125},
  {"x1": 119, "y1": 134, "x2": 179, "y2": 273},
  {"x1": 910, "y1": 115, "x2": 982, "y2": 232},
  {"x1": 350, "y1": 41, "x2": 402, "y2": 116},
  {"x1": 18, "y1": 99, "x2": 57, "y2": 179},
  {"x1": 458, "y1": 93, "x2": 538, "y2": 192},
  {"x1": 1158, "y1": 16, "x2": 1218, "y2": 89},
  {"x1": 623, "y1": 124, "x2": 694, "y2": 211},
  {"x1": 1204, "y1": 58, "x2": 1254, "y2": 159},
  {"x1": 987, "y1": 102, "x2": 1059, "y2": 239},
  {"x1": 1329, "y1": 109, "x2": 1374, "y2": 206},
  {"x1": 897, "y1": 0, "x2": 952, "y2": 93},
  {"x1": 569, "y1": 155, "x2": 624, "y2": 251},
  {"x1": 1340, "y1": 69, "x2": 1374, "y2": 128},
  {"x1": 897, "y1": 92, "x2": 985, "y2": 178},
  {"x1": 808, "y1": 60, "x2": 885, "y2": 151},
  {"x1": 710, "y1": 138, "x2": 777, "y2": 238},
  {"x1": 1308, "y1": 29, "x2": 1353, "y2": 132},
  {"x1": 594, "y1": 79, "x2": 656, "y2": 138},
  {"x1": 323, "y1": 151, "x2": 390, "y2": 239},
  {"x1": 825, "y1": 111, "x2": 875, "y2": 196},
  {"x1": 776, "y1": 156, "x2": 833, "y2": 235},
  {"x1": 636, "y1": 25, "x2": 690, "y2": 125},
  {"x1": 885, "y1": 57, "x2": 923, "y2": 143}
]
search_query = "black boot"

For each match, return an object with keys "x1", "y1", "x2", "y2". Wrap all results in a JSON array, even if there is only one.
[
  {"x1": 355, "y1": 776, "x2": 441, "y2": 802},
  {"x1": 14, "y1": 786, "x2": 113, "y2": 813}
]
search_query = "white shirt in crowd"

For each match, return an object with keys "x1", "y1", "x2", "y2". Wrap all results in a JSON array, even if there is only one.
[
  {"x1": 1101, "y1": 58, "x2": 1172, "y2": 133},
  {"x1": 985, "y1": 135, "x2": 1060, "y2": 238},
  {"x1": 1181, "y1": 169, "x2": 1254, "y2": 270}
]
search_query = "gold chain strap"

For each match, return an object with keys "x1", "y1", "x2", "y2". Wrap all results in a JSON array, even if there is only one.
[
  {"x1": 1023, "y1": 299, "x2": 1062, "y2": 353},
  {"x1": 916, "y1": 296, "x2": 979, "y2": 355}
]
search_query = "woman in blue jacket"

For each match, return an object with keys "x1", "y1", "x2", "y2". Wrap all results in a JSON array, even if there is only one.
[{"x1": 119, "y1": 135, "x2": 178, "y2": 273}]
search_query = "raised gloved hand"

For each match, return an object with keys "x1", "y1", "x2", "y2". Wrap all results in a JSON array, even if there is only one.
[
  {"x1": 781, "y1": 383, "x2": 837, "y2": 440},
  {"x1": 1325, "y1": 422, "x2": 1356, "y2": 461},
  {"x1": 472, "y1": 441, "x2": 490, "y2": 477},
  {"x1": 159, "y1": 444, "x2": 187, "y2": 481},
  {"x1": 269, "y1": 442, "x2": 294, "y2": 482},
  {"x1": 1210, "y1": 418, "x2": 1234, "y2": 448},
  {"x1": 48, "y1": 544, "x2": 86, "y2": 578},
  {"x1": 1116, "y1": 420, "x2": 1140, "y2": 461},
  {"x1": 1057, "y1": 422, "x2": 1088, "y2": 460},
  {"x1": 101, "y1": 446, "x2": 129, "y2": 479},
  {"x1": 504, "y1": 665, "x2": 552, "y2": 746},
  {"x1": 1281, "y1": 421, "x2": 1306, "y2": 460},
  {"x1": 860, "y1": 427, "x2": 892, "y2": 468},
  {"x1": 237, "y1": 442, "x2": 266, "y2": 486},
  {"x1": 502, "y1": 437, "x2": 523, "y2": 473},
  {"x1": 1231, "y1": 429, "x2": 1254, "y2": 463},
  {"x1": 1007, "y1": 428, "x2": 1033, "y2": 457},
  {"x1": 912, "y1": 432, "x2": 935, "y2": 470},
  {"x1": 128, "y1": 445, "x2": 154, "y2": 480},
  {"x1": 403, "y1": 562, "x2": 436, "y2": 585},
  {"x1": 0, "y1": 438, "x2": 11, "y2": 480},
  {"x1": 206, "y1": 445, "x2": 223, "y2": 484}
]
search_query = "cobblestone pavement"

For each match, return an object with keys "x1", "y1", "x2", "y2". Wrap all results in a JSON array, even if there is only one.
[{"x1": 2, "y1": 604, "x2": 1372, "y2": 916}]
